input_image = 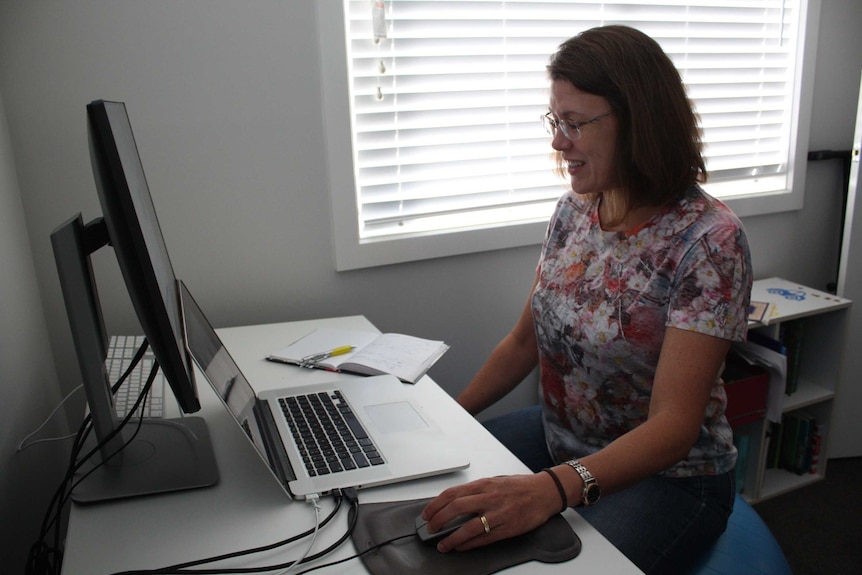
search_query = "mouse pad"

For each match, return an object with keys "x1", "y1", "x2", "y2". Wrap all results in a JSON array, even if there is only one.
[{"x1": 350, "y1": 497, "x2": 581, "y2": 575}]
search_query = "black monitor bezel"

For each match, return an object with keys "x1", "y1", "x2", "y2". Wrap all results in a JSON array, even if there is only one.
[{"x1": 86, "y1": 99, "x2": 200, "y2": 413}]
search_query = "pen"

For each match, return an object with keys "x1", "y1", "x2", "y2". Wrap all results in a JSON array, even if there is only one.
[{"x1": 299, "y1": 345, "x2": 355, "y2": 368}]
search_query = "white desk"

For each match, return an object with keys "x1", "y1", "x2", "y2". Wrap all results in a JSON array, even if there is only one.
[{"x1": 61, "y1": 316, "x2": 641, "y2": 574}]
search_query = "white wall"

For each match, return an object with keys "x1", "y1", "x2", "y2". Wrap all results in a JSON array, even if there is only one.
[
  {"x1": 0, "y1": 0, "x2": 861, "y2": 570},
  {"x1": 0, "y1": 0, "x2": 543, "y2": 426},
  {"x1": 0, "y1": 85, "x2": 68, "y2": 570}
]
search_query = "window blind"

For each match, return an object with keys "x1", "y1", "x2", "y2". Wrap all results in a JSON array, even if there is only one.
[{"x1": 344, "y1": 0, "x2": 801, "y2": 239}]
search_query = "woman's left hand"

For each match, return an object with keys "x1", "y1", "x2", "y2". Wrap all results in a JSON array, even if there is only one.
[{"x1": 420, "y1": 472, "x2": 563, "y2": 552}]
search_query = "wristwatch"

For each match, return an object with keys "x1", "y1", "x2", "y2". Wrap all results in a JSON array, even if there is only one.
[{"x1": 565, "y1": 459, "x2": 601, "y2": 506}]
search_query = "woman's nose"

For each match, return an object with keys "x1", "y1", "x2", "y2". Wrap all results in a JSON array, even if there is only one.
[{"x1": 551, "y1": 129, "x2": 572, "y2": 151}]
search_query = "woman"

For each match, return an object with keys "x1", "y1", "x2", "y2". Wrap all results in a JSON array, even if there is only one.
[{"x1": 421, "y1": 25, "x2": 752, "y2": 574}]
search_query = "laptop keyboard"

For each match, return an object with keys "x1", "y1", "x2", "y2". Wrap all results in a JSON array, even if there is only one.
[{"x1": 279, "y1": 390, "x2": 384, "y2": 476}]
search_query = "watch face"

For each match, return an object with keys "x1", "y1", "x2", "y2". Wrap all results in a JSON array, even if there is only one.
[{"x1": 584, "y1": 483, "x2": 601, "y2": 505}]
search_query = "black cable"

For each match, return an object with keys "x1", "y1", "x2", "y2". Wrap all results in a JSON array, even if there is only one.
[
  {"x1": 112, "y1": 495, "x2": 346, "y2": 575},
  {"x1": 63, "y1": 358, "x2": 158, "y2": 502},
  {"x1": 294, "y1": 488, "x2": 419, "y2": 575},
  {"x1": 293, "y1": 533, "x2": 415, "y2": 575},
  {"x1": 111, "y1": 488, "x2": 364, "y2": 575},
  {"x1": 29, "y1": 344, "x2": 383, "y2": 575},
  {"x1": 296, "y1": 487, "x2": 360, "y2": 564},
  {"x1": 27, "y1": 340, "x2": 154, "y2": 575},
  {"x1": 27, "y1": 391, "x2": 99, "y2": 575},
  {"x1": 29, "y1": 369, "x2": 155, "y2": 575}
]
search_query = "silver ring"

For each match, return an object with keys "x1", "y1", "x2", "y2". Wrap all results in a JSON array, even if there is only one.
[{"x1": 479, "y1": 514, "x2": 491, "y2": 535}]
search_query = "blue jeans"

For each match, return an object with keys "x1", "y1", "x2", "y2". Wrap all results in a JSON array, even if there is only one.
[{"x1": 483, "y1": 406, "x2": 735, "y2": 575}]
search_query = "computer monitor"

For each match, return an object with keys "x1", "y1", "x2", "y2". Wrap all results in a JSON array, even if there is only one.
[{"x1": 51, "y1": 100, "x2": 217, "y2": 503}]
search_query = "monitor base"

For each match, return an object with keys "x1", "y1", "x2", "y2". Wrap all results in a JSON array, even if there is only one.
[{"x1": 72, "y1": 416, "x2": 218, "y2": 504}]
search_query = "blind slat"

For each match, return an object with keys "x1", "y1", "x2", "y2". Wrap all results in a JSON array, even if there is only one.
[{"x1": 344, "y1": 0, "x2": 801, "y2": 239}]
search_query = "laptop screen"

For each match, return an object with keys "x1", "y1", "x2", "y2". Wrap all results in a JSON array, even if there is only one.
[{"x1": 179, "y1": 281, "x2": 274, "y2": 466}]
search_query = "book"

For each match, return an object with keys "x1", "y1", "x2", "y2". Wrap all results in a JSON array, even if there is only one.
[
  {"x1": 793, "y1": 413, "x2": 814, "y2": 475},
  {"x1": 780, "y1": 320, "x2": 805, "y2": 396},
  {"x1": 767, "y1": 420, "x2": 783, "y2": 469},
  {"x1": 778, "y1": 411, "x2": 818, "y2": 475},
  {"x1": 747, "y1": 330, "x2": 786, "y2": 356},
  {"x1": 267, "y1": 328, "x2": 450, "y2": 384},
  {"x1": 809, "y1": 423, "x2": 827, "y2": 475},
  {"x1": 748, "y1": 300, "x2": 775, "y2": 324},
  {"x1": 731, "y1": 340, "x2": 787, "y2": 424}
]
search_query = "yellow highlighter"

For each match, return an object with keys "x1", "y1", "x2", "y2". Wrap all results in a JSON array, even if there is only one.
[{"x1": 327, "y1": 345, "x2": 355, "y2": 358}]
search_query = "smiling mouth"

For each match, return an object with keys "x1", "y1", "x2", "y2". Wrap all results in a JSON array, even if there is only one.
[{"x1": 567, "y1": 160, "x2": 585, "y2": 169}]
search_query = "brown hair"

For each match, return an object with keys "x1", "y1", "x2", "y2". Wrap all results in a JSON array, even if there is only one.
[{"x1": 547, "y1": 25, "x2": 706, "y2": 225}]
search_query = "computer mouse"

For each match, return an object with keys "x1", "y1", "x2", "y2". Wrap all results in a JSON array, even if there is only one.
[{"x1": 415, "y1": 513, "x2": 477, "y2": 544}]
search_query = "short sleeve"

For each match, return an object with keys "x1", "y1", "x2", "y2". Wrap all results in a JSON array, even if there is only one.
[{"x1": 667, "y1": 217, "x2": 752, "y2": 342}]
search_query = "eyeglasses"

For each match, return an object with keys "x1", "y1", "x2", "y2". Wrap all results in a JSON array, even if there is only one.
[{"x1": 541, "y1": 111, "x2": 612, "y2": 141}]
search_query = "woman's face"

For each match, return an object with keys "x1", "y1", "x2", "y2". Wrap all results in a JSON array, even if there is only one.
[{"x1": 548, "y1": 80, "x2": 619, "y2": 196}]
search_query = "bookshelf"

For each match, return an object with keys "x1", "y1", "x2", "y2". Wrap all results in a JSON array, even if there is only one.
[{"x1": 735, "y1": 278, "x2": 851, "y2": 503}]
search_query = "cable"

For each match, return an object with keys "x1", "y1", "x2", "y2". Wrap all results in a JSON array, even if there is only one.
[
  {"x1": 26, "y1": 406, "x2": 92, "y2": 575},
  {"x1": 294, "y1": 490, "x2": 413, "y2": 575},
  {"x1": 28, "y1": 341, "x2": 386, "y2": 575},
  {"x1": 293, "y1": 532, "x2": 415, "y2": 575},
  {"x1": 109, "y1": 488, "x2": 416, "y2": 575},
  {"x1": 110, "y1": 494, "x2": 346, "y2": 575},
  {"x1": 275, "y1": 495, "x2": 323, "y2": 575},
  {"x1": 107, "y1": 488, "x2": 364, "y2": 575},
  {"x1": 290, "y1": 487, "x2": 419, "y2": 575},
  {"x1": 19, "y1": 334, "x2": 152, "y2": 453},
  {"x1": 27, "y1": 364, "x2": 156, "y2": 575},
  {"x1": 17, "y1": 385, "x2": 84, "y2": 451},
  {"x1": 290, "y1": 487, "x2": 360, "y2": 566},
  {"x1": 70, "y1": 361, "x2": 158, "y2": 486},
  {"x1": 27, "y1": 339, "x2": 155, "y2": 575}
]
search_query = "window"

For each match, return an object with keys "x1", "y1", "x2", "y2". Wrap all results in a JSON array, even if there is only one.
[{"x1": 318, "y1": 0, "x2": 820, "y2": 270}]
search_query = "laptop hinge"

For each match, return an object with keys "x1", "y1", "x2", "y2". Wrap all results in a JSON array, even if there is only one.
[{"x1": 253, "y1": 399, "x2": 296, "y2": 484}]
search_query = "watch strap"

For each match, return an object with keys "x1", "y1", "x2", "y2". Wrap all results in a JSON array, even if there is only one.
[{"x1": 564, "y1": 459, "x2": 600, "y2": 506}]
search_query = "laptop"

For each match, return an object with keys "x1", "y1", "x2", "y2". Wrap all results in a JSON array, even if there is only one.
[{"x1": 178, "y1": 280, "x2": 469, "y2": 499}]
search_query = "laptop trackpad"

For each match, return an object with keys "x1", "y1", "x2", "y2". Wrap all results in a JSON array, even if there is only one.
[{"x1": 364, "y1": 402, "x2": 428, "y2": 434}]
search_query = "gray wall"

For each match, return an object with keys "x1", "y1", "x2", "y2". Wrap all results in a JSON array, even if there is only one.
[
  {"x1": 0, "y1": 84, "x2": 68, "y2": 571},
  {"x1": 1, "y1": 0, "x2": 861, "y2": 571}
]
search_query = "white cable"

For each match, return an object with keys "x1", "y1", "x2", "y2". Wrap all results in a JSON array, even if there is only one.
[
  {"x1": 17, "y1": 384, "x2": 83, "y2": 452},
  {"x1": 276, "y1": 494, "x2": 323, "y2": 575}
]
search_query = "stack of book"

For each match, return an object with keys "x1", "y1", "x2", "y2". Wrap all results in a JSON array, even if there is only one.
[{"x1": 766, "y1": 413, "x2": 826, "y2": 475}]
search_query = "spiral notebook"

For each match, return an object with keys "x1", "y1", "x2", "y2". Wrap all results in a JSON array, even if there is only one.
[{"x1": 267, "y1": 328, "x2": 449, "y2": 384}]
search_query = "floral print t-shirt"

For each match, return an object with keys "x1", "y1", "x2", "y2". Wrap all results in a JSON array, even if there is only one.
[{"x1": 533, "y1": 185, "x2": 752, "y2": 478}]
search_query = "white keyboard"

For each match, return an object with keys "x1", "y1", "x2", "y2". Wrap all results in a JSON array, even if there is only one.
[{"x1": 106, "y1": 335, "x2": 165, "y2": 419}]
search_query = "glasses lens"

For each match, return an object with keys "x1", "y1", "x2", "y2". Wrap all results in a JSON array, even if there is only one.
[
  {"x1": 542, "y1": 115, "x2": 582, "y2": 141},
  {"x1": 542, "y1": 114, "x2": 555, "y2": 136}
]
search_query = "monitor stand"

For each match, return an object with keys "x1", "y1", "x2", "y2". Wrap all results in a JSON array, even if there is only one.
[{"x1": 72, "y1": 417, "x2": 218, "y2": 504}]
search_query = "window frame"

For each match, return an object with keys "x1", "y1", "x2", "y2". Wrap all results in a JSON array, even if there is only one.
[{"x1": 317, "y1": 0, "x2": 821, "y2": 271}]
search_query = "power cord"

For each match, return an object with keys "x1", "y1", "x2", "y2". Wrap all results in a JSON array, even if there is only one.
[
  {"x1": 19, "y1": 334, "x2": 155, "y2": 452},
  {"x1": 294, "y1": 488, "x2": 415, "y2": 575},
  {"x1": 26, "y1": 339, "x2": 156, "y2": 575},
  {"x1": 17, "y1": 385, "x2": 84, "y2": 451},
  {"x1": 109, "y1": 486, "x2": 420, "y2": 575},
  {"x1": 293, "y1": 532, "x2": 415, "y2": 575},
  {"x1": 275, "y1": 495, "x2": 323, "y2": 575},
  {"x1": 28, "y1": 364, "x2": 158, "y2": 575},
  {"x1": 27, "y1": 341, "x2": 411, "y2": 575},
  {"x1": 110, "y1": 493, "x2": 346, "y2": 575},
  {"x1": 107, "y1": 487, "x2": 375, "y2": 575}
]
